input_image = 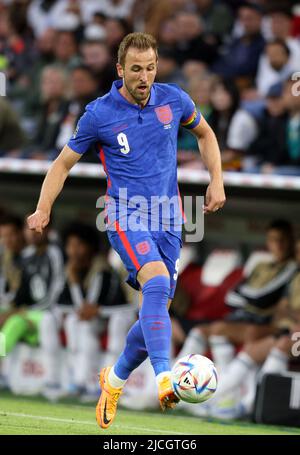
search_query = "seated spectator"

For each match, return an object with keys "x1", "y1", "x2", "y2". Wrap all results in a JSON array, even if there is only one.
[
  {"x1": 213, "y1": 2, "x2": 265, "y2": 85},
  {"x1": 155, "y1": 48, "x2": 185, "y2": 85},
  {"x1": 178, "y1": 74, "x2": 214, "y2": 153},
  {"x1": 80, "y1": 0, "x2": 135, "y2": 24},
  {"x1": 247, "y1": 83, "x2": 288, "y2": 173},
  {"x1": 173, "y1": 11, "x2": 218, "y2": 66},
  {"x1": 20, "y1": 28, "x2": 56, "y2": 119},
  {"x1": 177, "y1": 220, "x2": 297, "y2": 374},
  {"x1": 224, "y1": 92, "x2": 266, "y2": 170},
  {"x1": 0, "y1": 215, "x2": 64, "y2": 389},
  {"x1": 268, "y1": 7, "x2": 300, "y2": 70},
  {"x1": 209, "y1": 78, "x2": 240, "y2": 152},
  {"x1": 56, "y1": 65, "x2": 99, "y2": 153},
  {"x1": 0, "y1": 98, "x2": 27, "y2": 156},
  {"x1": 256, "y1": 39, "x2": 295, "y2": 96},
  {"x1": 280, "y1": 77, "x2": 300, "y2": 175},
  {"x1": 157, "y1": 16, "x2": 178, "y2": 53},
  {"x1": 171, "y1": 247, "x2": 243, "y2": 355},
  {"x1": 50, "y1": 222, "x2": 135, "y2": 398},
  {"x1": 0, "y1": 214, "x2": 25, "y2": 323},
  {"x1": 80, "y1": 39, "x2": 117, "y2": 94},
  {"x1": 52, "y1": 30, "x2": 80, "y2": 70},
  {"x1": 210, "y1": 237, "x2": 300, "y2": 420},
  {"x1": 27, "y1": 65, "x2": 69, "y2": 159},
  {"x1": 250, "y1": 78, "x2": 300, "y2": 176},
  {"x1": 193, "y1": 0, "x2": 234, "y2": 41},
  {"x1": 104, "y1": 17, "x2": 131, "y2": 58},
  {"x1": 27, "y1": 0, "x2": 75, "y2": 37}
]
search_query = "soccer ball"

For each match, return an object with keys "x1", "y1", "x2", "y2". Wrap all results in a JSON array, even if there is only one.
[{"x1": 171, "y1": 354, "x2": 218, "y2": 404}]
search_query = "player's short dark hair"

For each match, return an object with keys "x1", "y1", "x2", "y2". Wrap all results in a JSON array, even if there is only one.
[
  {"x1": 0, "y1": 213, "x2": 23, "y2": 230},
  {"x1": 118, "y1": 32, "x2": 158, "y2": 67},
  {"x1": 62, "y1": 222, "x2": 100, "y2": 252}
]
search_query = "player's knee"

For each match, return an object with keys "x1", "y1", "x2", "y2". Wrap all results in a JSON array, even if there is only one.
[
  {"x1": 138, "y1": 261, "x2": 169, "y2": 288},
  {"x1": 141, "y1": 274, "x2": 171, "y2": 302}
]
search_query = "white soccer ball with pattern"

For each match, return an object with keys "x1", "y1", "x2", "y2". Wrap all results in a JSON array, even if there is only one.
[{"x1": 171, "y1": 354, "x2": 218, "y2": 403}]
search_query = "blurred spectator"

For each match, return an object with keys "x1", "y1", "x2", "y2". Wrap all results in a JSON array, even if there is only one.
[
  {"x1": 209, "y1": 78, "x2": 240, "y2": 152},
  {"x1": 156, "y1": 48, "x2": 185, "y2": 85},
  {"x1": 79, "y1": 0, "x2": 135, "y2": 24},
  {"x1": 51, "y1": 222, "x2": 135, "y2": 398},
  {"x1": 178, "y1": 74, "x2": 214, "y2": 153},
  {"x1": 0, "y1": 215, "x2": 64, "y2": 388},
  {"x1": 104, "y1": 17, "x2": 131, "y2": 57},
  {"x1": 247, "y1": 83, "x2": 288, "y2": 172},
  {"x1": 210, "y1": 237, "x2": 300, "y2": 420},
  {"x1": 80, "y1": 39, "x2": 116, "y2": 94},
  {"x1": 0, "y1": 3, "x2": 34, "y2": 87},
  {"x1": 27, "y1": 0, "x2": 74, "y2": 37},
  {"x1": 28, "y1": 65, "x2": 69, "y2": 159},
  {"x1": 19, "y1": 27, "x2": 56, "y2": 118},
  {"x1": 193, "y1": 0, "x2": 234, "y2": 40},
  {"x1": 279, "y1": 78, "x2": 300, "y2": 175},
  {"x1": 181, "y1": 59, "x2": 208, "y2": 83},
  {"x1": 177, "y1": 219, "x2": 297, "y2": 372},
  {"x1": 53, "y1": 30, "x2": 80, "y2": 69},
  {"x1": 0, "y1": 98, "x2": 26, "y2": 156},
  {"x1": 268, "y1": 7, "x2": 300, "y2": 69},
  {"x1": 173, "y1": 11, "x2": 218, "y2": 65},
  {"x1": 144, "y1": 0, "x2": 184, "y2": 38},
  {"x1": 56, "y1": 64, "x2": 99, "y2": 152},
  {"x1": 0, "y1": 214, "x2": 25, "y2": 321},
  {"x1": 213, "y1": 2, "x2": 265, "y2": 85},
  {"x1": 157, "y1": 16, "x2": 178, "y2": 52},
  {"x1": 256, "y1": 39, "x2": 295, "y2": 96}
]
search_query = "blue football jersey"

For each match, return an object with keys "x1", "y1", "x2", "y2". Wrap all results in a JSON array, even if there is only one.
[{"x1": 68, "y1": 80, "x2": 201, "y2": 235}]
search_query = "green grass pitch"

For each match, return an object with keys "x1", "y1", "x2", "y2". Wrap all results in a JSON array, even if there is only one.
[{"x1": 0, "y1": 392, "x2": 299, "y2": 435}]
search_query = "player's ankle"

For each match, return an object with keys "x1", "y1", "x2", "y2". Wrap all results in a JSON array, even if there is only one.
[
  {"x1": 107, "y1": 366, "x2": 127, "y2": 389},
  {"x1": 156, "y1": 371, "x2": 171, "y2": 386}
]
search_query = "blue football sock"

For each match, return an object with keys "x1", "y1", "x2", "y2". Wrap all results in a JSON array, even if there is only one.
[
  {"x1": 114, "y1": 319, "x2": 148, "y2": 380},
  {"x1": 139, "y1": 275, "x2": 171, "y2": 376}
]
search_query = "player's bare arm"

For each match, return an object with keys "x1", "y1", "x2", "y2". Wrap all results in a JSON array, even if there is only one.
[
  {"x1": 27, "y1": 145, "x2": 81, "y2": 233},
  {"x1": 191, "y1": 116, "x2": 226, "y2": 214}
]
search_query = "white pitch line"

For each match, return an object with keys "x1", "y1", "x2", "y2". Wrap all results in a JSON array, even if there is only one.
[{"x1": 1, "y1": 412, "x2": 189, "y2": 435}]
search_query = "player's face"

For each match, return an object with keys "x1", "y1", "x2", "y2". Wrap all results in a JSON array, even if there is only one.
[
  {"x1": 117, "y1": 47, "x2": 157, "y2": 105},
  {"x1": 266, "y1": 229, "x2": 292, "y2": 262}
]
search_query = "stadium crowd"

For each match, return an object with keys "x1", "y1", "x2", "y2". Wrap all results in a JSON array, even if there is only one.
[{"x1": 0, "y1": 0, "x2": 299, "y2": 174}]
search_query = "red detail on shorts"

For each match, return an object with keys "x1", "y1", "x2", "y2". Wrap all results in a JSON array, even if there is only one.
[
  {"x1": 114, "y1": 220, "x2": 141, "y2": 270},
  {"x1": 135, "y1": 240, "x2": 151, "y2": 255},
  {"x1": 98, "y1": 144, "x2": 111, "y2": 188},
  {"x1": 155, "y1": 105, "x2": 173, "y2": 124}
]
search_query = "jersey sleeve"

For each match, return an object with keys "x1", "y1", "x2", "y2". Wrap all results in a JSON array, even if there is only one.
[
  {"x1": 67, "y1": 108, "x2": 98, "y2": 154},
  {"x1": 178, "y1": 87, "x2": 201, "y2": 129}
]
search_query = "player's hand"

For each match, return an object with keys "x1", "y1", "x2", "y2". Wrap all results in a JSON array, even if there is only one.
[
  {"x1": 203, "y1": 180, "x2": 226, "y2": 214},
  {"x1": 27, "y1": 209, "x2": 50, "y2": 233}
]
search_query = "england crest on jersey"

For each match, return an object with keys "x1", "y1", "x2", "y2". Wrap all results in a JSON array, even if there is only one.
[{"x1": 155, "y1": 104, "x2": 173, "y2": 125}]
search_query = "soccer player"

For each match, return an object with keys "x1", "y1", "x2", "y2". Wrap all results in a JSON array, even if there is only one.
[{"x1": 27, "y1": 32, "x2": 226, "y2": 429}]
